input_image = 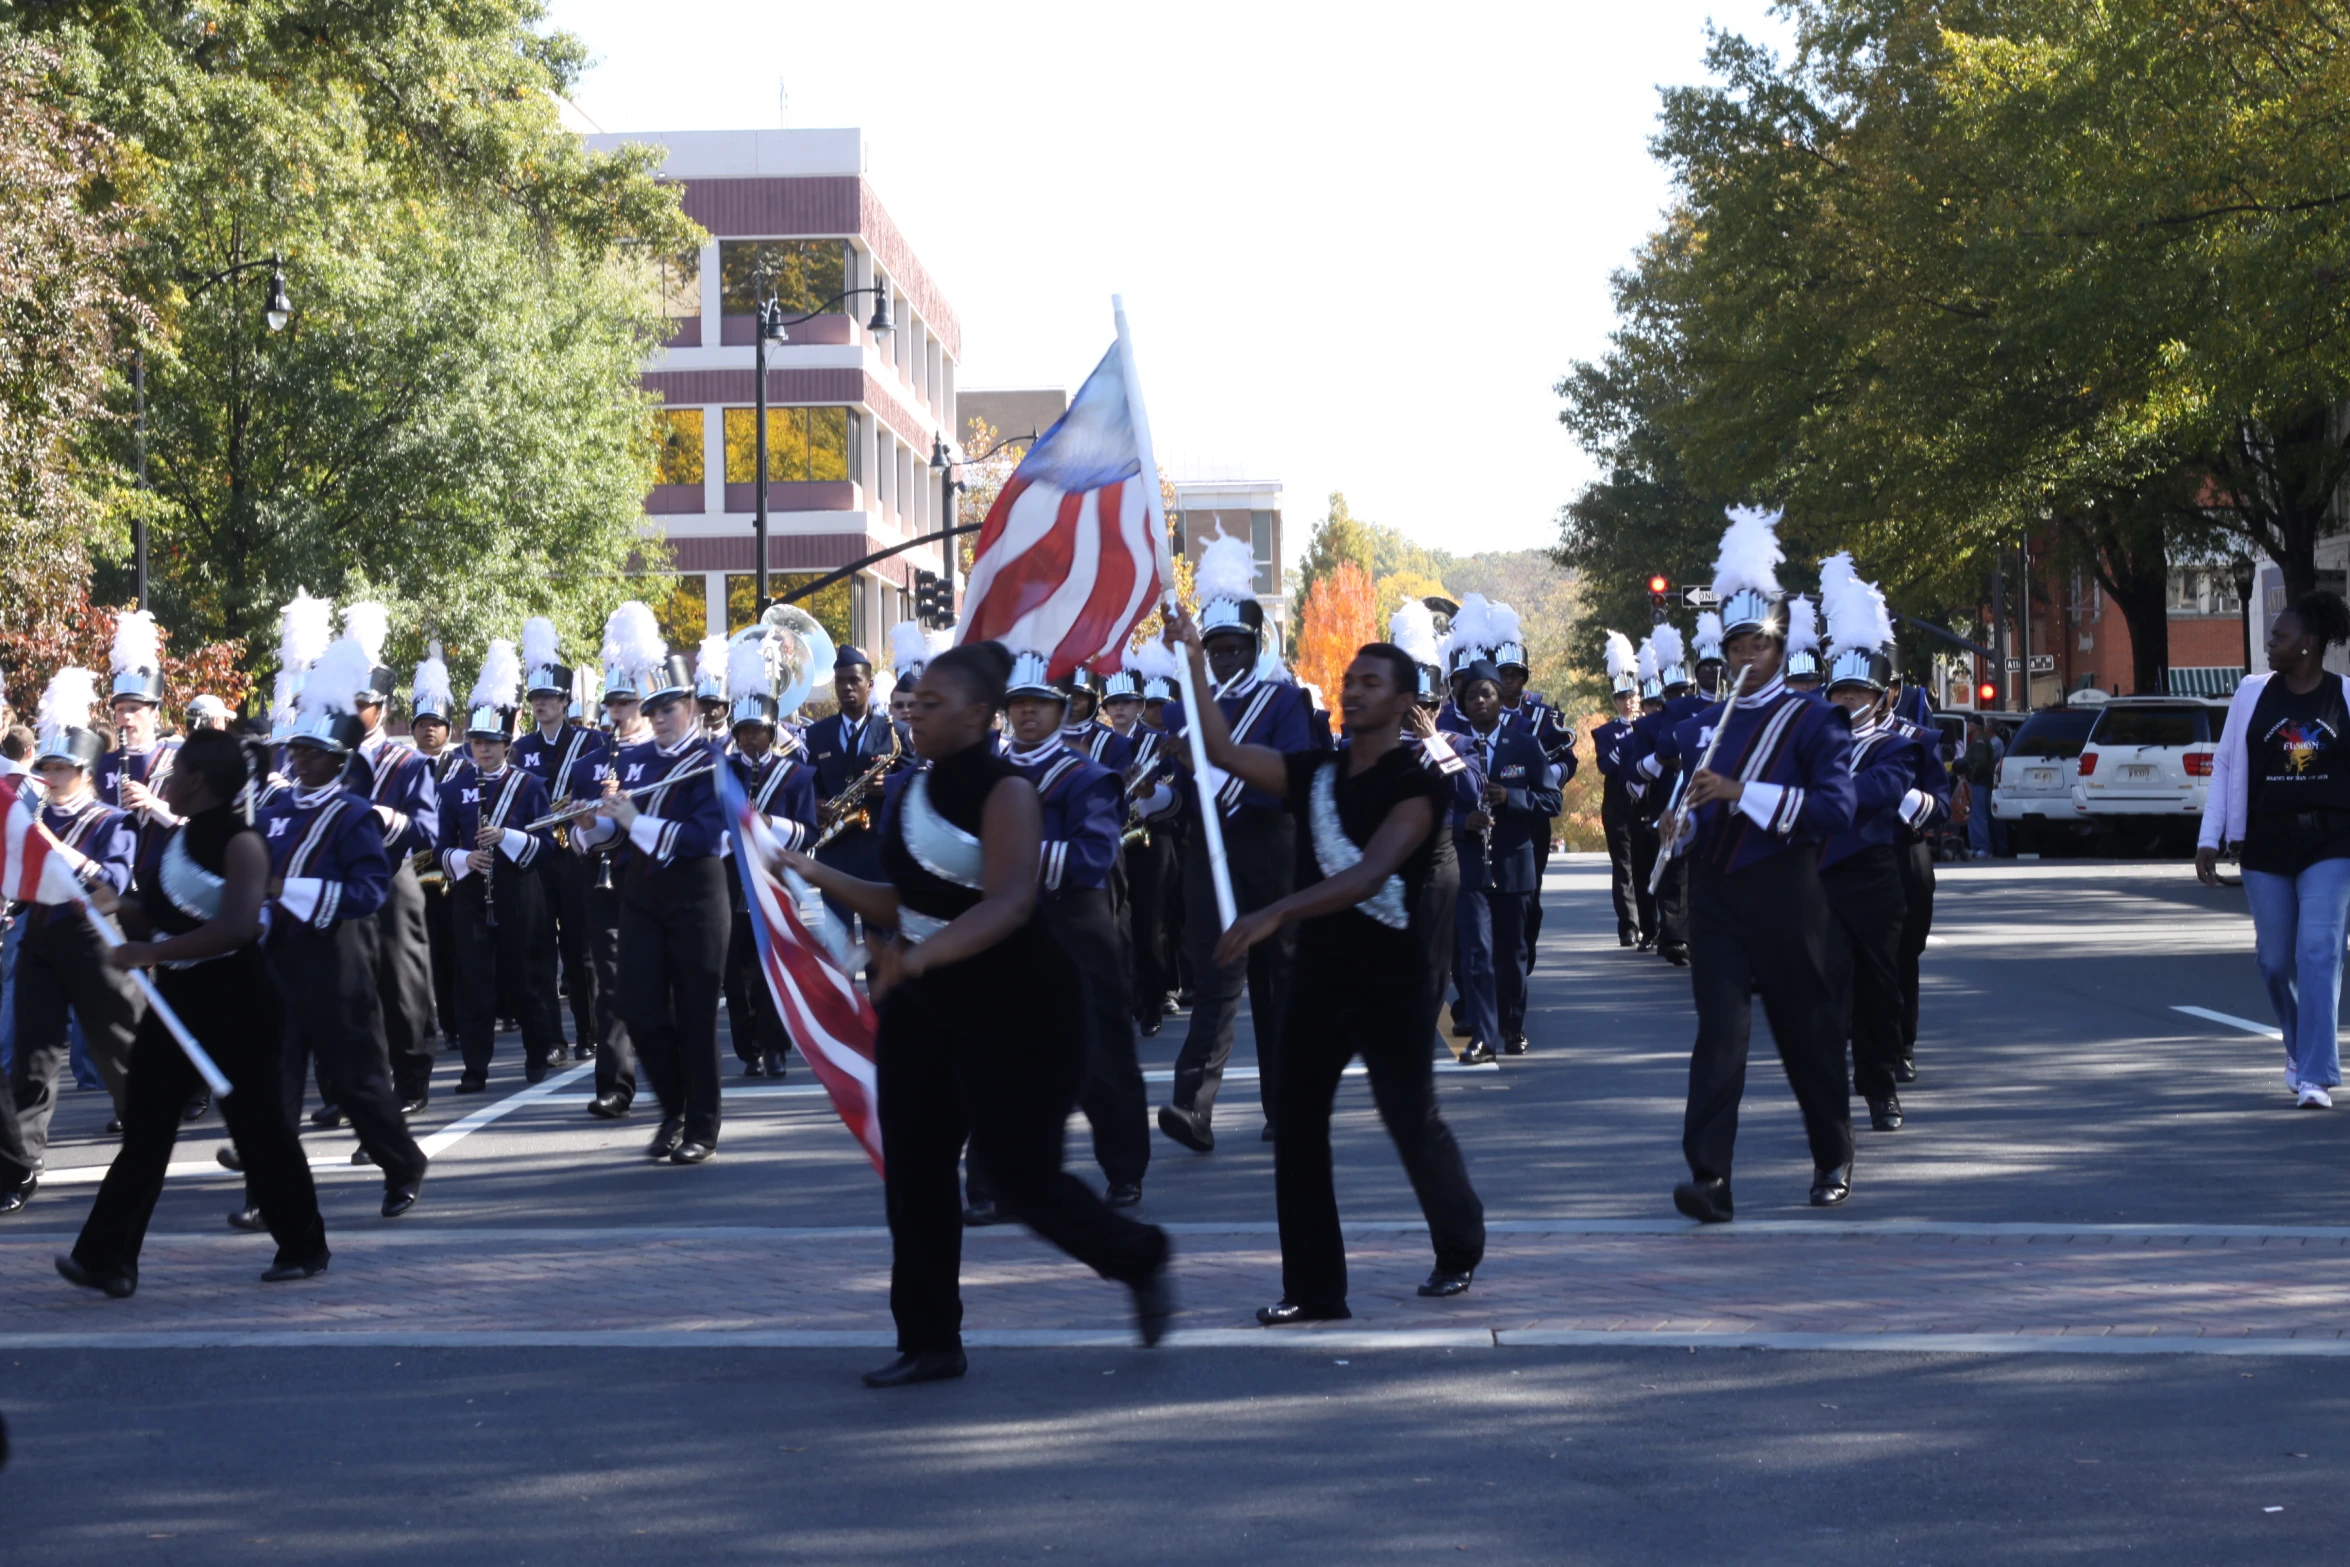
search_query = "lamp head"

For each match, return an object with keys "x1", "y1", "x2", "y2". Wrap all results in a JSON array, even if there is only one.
[
  {"x1": 867, "y1": 285, "x2": 893, "y2": 336},
  {"x1": 265, "y1": 258, "x2": 291, "y2": 332}
]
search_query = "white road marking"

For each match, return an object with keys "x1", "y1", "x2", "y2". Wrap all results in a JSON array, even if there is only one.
[{"x1": 2173, "y1": 1005, "x2": 2284, "y2": 1040}]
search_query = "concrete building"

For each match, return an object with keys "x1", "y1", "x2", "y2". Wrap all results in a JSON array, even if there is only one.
[
  {"x1": 584, "y1": 127, "x2": 959, "y2": 649},
  {"x1": 1173, "y1": 480, "x2": 1287, "y2": 647}
]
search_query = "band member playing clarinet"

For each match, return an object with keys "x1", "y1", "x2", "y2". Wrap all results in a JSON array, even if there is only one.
[{"x1": 512, "y1": 617, "x2": 607, "y2": 1069}]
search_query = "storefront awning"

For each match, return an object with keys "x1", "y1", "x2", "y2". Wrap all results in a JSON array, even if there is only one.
[{"x1": 2167, "y1": 666, "x2": 2244, "y2": 698}]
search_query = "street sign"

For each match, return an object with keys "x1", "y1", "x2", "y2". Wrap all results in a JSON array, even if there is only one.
[
  {"x1": 1680, "y1": 587, "x2": 1719, "y2": 608},
  {"x1": 2003, "y1": 655, "x2": 2055, "y2": 674}
]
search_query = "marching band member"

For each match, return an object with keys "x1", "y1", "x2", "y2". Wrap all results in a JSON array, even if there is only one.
[
  {"x1": 1488, "y1": 601, "x2": 1572, "y2": 973},
  {"x1": 577, "y1": 603, "x2": 662, "y2": 1120},
  {"x1": 1448, "y1": 660, "x2": 1562, "y2": 1061},
  {"x1": 985, "y1": 643, "x2": 1149, "y2": 1212},
  {"x1": 1061, "y1": 665, "x2": 1136, "y2": 771},
  {"x1": 721, "y1": 628, "x2": 818, "y2": 1080},
  {"x1": 1159, "y1": 532, "x2": 1327, "y2": 1152},
  {"x1": 0, "y1": 669, "x2": 142, "y2": 1206},
  {"x1": 512, "y1": 617, "x2": 606, "y2": 1068},
  {"x1": 1662, "y1": 508, "x2": 1856, "y2": 1223},
  {"x1": 1594, "y1": 631, "x2": 1644, "y2": 947},
  {"x1": 1692, "y1": 610, "x2": 1727, "y2": 700},
  {"x1": 1622, "y1": 638, "x2": 1668, "y2": 950},
  {"x1": 62, "y1": 728, "x2": 332, "y2": 1293},
  {"x1": 577, "y1": 635, "x2": 728, "y2": 1164},
  {"x1": 257, "y1": 635, "x2": 428, "y2": 1220},
  {"x1": 1783, "y1": 595, "x2": 1823, "y2": 692},
  {"x1": 184, "y1": 694, "x2": 232, "y2": 731},
  {"x1": 1626, "y1": 624, "x2": 1700, "y2": 965},
  {"x1": 694, "y1": 634, "x2": 731, "y2": 739},
  {"x1": 409, "y1": 646, "x2": 463, "y2": 1052},
  {"x1": 1815, "y1": 555, "x2": 1932, "y2": 1133},
  {"x1": 781, "y1": 641, "x2": 1174, "y2": 1387},
  {"x1": 806, "y1": 643, "x2": 902, "y2": 940},
  {"x1": 96, "y1": 609, "x2": 181, "y2": 854},
  {"x1": 1120, "y1": 641, "x2": 1186, "y2": 1037},
  {"x1": 1389, "y1": 600, "x2": 1479, "y2": 1062},
  {"x1": 1170, "y1": 613, "x2": 1486, "y2": 1319},
  {"x1": 436, "y1": 642, "x2": 563, "y2": 1090},
  {"x1": 1885, "y1": 667, "x2": 1950, "y2": 1082},
  {"x1": 340, "y1": 603, "x2": 440, "y2": 1115}
]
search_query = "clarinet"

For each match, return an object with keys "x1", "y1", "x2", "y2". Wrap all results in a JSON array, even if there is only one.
[{"x1": 479, "y1": 770, "x2": 504, "y2": 929}]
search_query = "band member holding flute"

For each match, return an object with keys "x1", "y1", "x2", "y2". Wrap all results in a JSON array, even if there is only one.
[
  {"x1": 1661, "y1": 508, "x2": 1857, "y2": 1225},
  {"x1": 512, "y1": 617, "x2": 608, "y2": 1069},
  {"x1": 436, "y1": 641, "x2": 562, "y2": 1091}
]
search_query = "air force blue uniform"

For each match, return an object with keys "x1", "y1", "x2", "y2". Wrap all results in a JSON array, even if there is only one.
[{"x1": 1451, "y1": 725, "x2": 1563, "y2": 1054}]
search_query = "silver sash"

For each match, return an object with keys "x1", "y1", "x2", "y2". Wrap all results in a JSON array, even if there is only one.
[
  {"x1": 1308, "y1": 761, "x2": 1408, "y2": 930},
  {"x1": 901, "y1": 771, "x2": 985, "y2": 889}
]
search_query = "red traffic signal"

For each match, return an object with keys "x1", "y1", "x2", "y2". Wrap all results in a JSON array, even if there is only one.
[
  {"x1": 1977, "y1": 681, "x2": 1998, "y2": 706},
  {"x1": 1647, "y1": 575, "x2": 1669, "y2": 596}
]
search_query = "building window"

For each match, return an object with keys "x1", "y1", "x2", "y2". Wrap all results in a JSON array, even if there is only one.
[
  {"x1": 1250, "y1": 509, "x2": 1277, "y2": 595},
  {"x1": 654, "y1": 409, "x2": 704, "y2": 487},
  {"x1": 718, "y1": 240, "x2": 852, "y2": 318},
  {"x1": 723, "y1": 407, "x2": 851, "y2": 484},
  {"x1": 645, "y1": 248, "x2": 700, "y2": 322},
  {"x1": 2167, "y1": 567, "x2": 2242, "y2": 617}
]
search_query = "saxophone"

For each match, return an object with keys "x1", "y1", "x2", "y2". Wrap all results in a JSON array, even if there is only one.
[{"x1": 814, "y1": 727, "x2": 902, "y2": 850}]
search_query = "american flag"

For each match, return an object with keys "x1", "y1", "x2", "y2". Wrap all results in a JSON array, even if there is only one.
[
  {"x1": 0, "y1": 773, "x2": 91, "y2": 906},
  {"x1": 717, "y1": 764, "x2": 884, "y2": 1173},
  {"x1": 957, "y1": 346, "x2": 1167, "y2": 678}
]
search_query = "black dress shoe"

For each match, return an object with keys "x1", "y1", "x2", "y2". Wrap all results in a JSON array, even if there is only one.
[
  {"x1": 226, "y1": 1205, "x2": 266, "y2": 1232},
  {"x1": 1131, "y1": 1244, "x2": 1177, "y2": 1346},
  {"x1": 260, "y1": 1254, "x2": 330, "y2": 1283},
  {"x1": 1502, "y1": 1035, "x2": 1529, "y2": 1056},
  {"x1": 1105, "y1": 1180, "x2": 1143, "y2": 1209},
  {"x1": 588, "y1": 1093, "x2": 632, "y2": 1120},
  {"x1": 216, "y1": 1145, "x2": 244, "y2": 1173},
  {"x1": 1661, "y1": 945, "x2": 1691, "y2": 968},
  {"x1": 1138, "y1": 1017, "x2": 1161, "y2": 1038},
  {"x1": 1418, "y1": 1268, "x2": 1473, "y2": 1298},
  {"x1": 1619, "y1": 933, "x2": 1636, "y2": 948},
  {"x1": 1173, "y1": 989, "x2": 1194, "y2": 1011},
  {"x1": 646, "y1": 1122, "x2": 684, "y2": 1160},
  {"x1": 1459, "y1": 1040, "x2": 1498, "y2": 1066},
  {"x1": 182, "y1": 1093, "x2": 210, "y2": 1122},
  {"x1": 1157, "y1": 1104, "x2": 1214, "y2": 1153},
  {"x1": 453, "y1": 1075, "x2": 488, "y2": 1096},
  {"x1": 1635, "y1": 937, "x2": 1656, "y2": 953},
  {"x1": 1260, "y1": 1121, "x2": 1277, "y2": 1142},
  {"x1": 398, "y1": 1097, "x2": 427, "y2": 1117},
  {"x1": 351, "y1": 1146, "x2": 375, "y2": 1166},
  {"x1": 0, "y1": 1186, "x2": 29, "y2": 1217},
  {"x1": 524, "y1": 1060, "x2": 550, "y2": 1086},
  {"x1": 764, "y1": 1051, "x2": 789, "y2": 1078},
  {"x1": 311, "y1": 1105, "x2": 347, "y2": 1128},
  {"x1": 55, "y1": 1253, "x2": 135, "y2": 1298},
  {"x1": 1673, "y1": 1177, "x2": 1734, "y2": 1224},
  {"x1": 742, "y1": 1057, "x2": 767, "y2": 1078},
  {"x1": 105, "y1": 1117, "x2": 123, "y2": 1135},
  {"x1": 1810, "y1": 1164, "x2": 1852, "y2": 1206},
  {"x1": 574, "y1": 1042, "x2": 598, "y2": 1060},
  {"x1": 381, "y1": 1179, "x2": 422, "y2": 1218},
  {"x1": 862, "y1": 1349, "x2": 968, "y2": 1388},
  {"x1": 962, "y1": 1198, "x2": 1005, "y2": 1227},
  {"x1": 1868, "y1": 1094, "x2": 1904, "y2": 1132},
  {"x1": 670, "y1": 1140, "x2": 715, "y2": 1165},
  {"x1": 1893, "y1": 1057, "x2": 1917, "y2": 1084},
  {"x1": 1257, "y1": 1299, "x2": 1351, "y2": 1326}
]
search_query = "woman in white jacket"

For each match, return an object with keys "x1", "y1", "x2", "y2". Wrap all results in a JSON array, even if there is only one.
[{"x1": 2196, "y1": 590, "x2": 2350, "y2": 1107}]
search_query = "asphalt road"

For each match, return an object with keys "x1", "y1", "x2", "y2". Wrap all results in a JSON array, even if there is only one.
[{"x1": 5, "y1": 853, "x2": 2348, "y2": 1564}]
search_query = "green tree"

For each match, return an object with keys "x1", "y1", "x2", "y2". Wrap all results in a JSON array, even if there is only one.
[{"x1": 1288, "y1": 491, "x2": 1376, "y2": 640}]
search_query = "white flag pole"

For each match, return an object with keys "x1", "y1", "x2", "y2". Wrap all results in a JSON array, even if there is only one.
[{"x1": 1113, "y1": 295, "x2": 1237, "y2": 930}]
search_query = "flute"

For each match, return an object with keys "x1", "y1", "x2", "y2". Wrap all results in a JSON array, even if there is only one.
[
  {"x1": 1647, "y1": 662, "x2": 1755, "y2": 896},
  {"x1": 521, "y1": 758, "x2": 718, "y2": 833}
]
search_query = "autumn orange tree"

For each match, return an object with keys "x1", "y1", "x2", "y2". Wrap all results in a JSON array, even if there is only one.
[{"x1": 1292, "y1": 561, "x2": 1376, "y2": 702}]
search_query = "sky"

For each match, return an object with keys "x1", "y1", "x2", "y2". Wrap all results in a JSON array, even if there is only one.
[{"x1": 544, "y1": 0, "x2": 1793, "y2": 562}]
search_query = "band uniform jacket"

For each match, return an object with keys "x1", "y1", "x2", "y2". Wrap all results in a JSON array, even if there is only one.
[
  {"x1": 511, "y1": 723, "x2": 609, "y2": 825},
  {"x1": 258, "y1": 784, "x2": 392, "y2": 934},
  {"x1": 433, "y1": 765, "x2": 554, "y2": 883},
  {"x1": 26, "y1": 795, "x2": 136, "y2": 930},
  {"x1": 1008, "y1": 740, "x2": 1122, "y2": 896},
  {"x1": 1452, "y1": 726, "x2": 1562, "y2": 894},
  {"x1": 352, "y1": 734, "x2": 442, "y2": 863},
  {"x1": 1664, "y1": 679, "x2": 1856, "y2": 874},
  {"x1": 1162, "y1": 672, "x2": 1325, "y2": 818}
]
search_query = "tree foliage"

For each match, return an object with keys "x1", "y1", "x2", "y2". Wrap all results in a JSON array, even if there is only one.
[
  {"x1": 1289, "y1": 492, "x2": 1377, "y2": 640},
  {"x1": 1292, "y1": 561, "x2": 1376, "y2": 703}
]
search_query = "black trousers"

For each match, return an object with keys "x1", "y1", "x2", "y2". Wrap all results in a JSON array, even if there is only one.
[
  {"x1": 722, "y1": 862, "x2": 790, "y2": 1066},
  {"x1": 1821, "y1": 846, "x2": 1911, "y2": 1101},
  {"x1": 1490, "y1": 890, "x2": 1534, "y2": 1042},
  {"x1": 1275, "y1": 960, "x2": 1484, "y2": 1309},
  {"x1": 1626, "y1": 817, "x2": 1661, "y2": 944},
  {"x1": 618, "y1": 856, "x2": 728, "y2": 1144},
  {"x1": 1453, "y1": 883, "x2": 1501, "y2": 1049},
  {"x1": 880, "y1": 969, "x2": 1168, "y2": 1355},
  {"x1": 371, "y1": 861, "x2": 437, "y2": 1102},
  {"x1": 1526, "y1": 840, "x2": 1550, "y2": 972},
  {"x1": 1654, "y1": 851, "x2": 1690, "y2": 951},
  {"x1": 421, "y1": 878, "x2": 457, "y2": 1043},
  {"x1": 449, "y1": 864, "x2": 564, "y2": 1076},
  {"x1": 268, "y1": 922, "x2": 426, "y2": 1186},
  {"x1": 1895, "y1": 837, "x2": 1935, "y2": 1059},
  {"x1": 541, "y1": 845, "x2": 598, "y2": 1053},
  {"x1": 1602, "y1": 792, "x2": 1642, "y2": 942},
  {"x1": 1125, "y1": 822, "x2": 1182, "y2": 1022},
  {"x1": 1682, "y1": 847, "x2": 1854, "y2": 1184},
  {"x1": 587, "y1": 876, "x2": 637, "y2": 1104},
  {"x1": 1171, "y1": 808, "x2": 1295, "y2": 1124},
  {"x1": 75, "y1": 950, "x2": 325, "y2": 1277},
  {"x1": 5, "y1": 916, "x2": 139, "y2": 1169},
  {"x1": 1055, "y1": 887, "x2": 1150, "y2": 1187}
]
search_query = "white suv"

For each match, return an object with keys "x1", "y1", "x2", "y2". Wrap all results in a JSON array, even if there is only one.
[
  {"x1": 2072, "y1": 696, "x2": 2228, "y2": 849},
  {"x1": 1993, "y1": 705, "x2": 2101, "y2": 854}
]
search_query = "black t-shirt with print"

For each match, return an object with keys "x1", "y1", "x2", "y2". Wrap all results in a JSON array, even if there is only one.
[{"x1": 2243, "y1": 676, "x2": 2350, "y2": 874}]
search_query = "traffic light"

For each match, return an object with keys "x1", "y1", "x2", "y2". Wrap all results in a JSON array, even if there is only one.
[
  {"x1": 1977, "y1": 680, "x2": 1998, "y2": 707},
  {"x1": 1647, "y1": 574, "x2": 1669, "y2": 624},
  {"x1": 913, "y1": 568, "x2": 955, "y2": 629}
]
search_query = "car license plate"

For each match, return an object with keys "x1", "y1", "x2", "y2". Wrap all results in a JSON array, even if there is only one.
[
  {"x1": 2029, "y1": 769, "x2": 2056, "y2": 786},
  {"x1": 2122, "y1": 764, "x2": 2153, "y2": 781}
]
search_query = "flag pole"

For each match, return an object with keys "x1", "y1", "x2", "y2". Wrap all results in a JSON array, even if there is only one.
[{"x1": 1114, "y1": 295, "x2": 1237, "y2": 929}]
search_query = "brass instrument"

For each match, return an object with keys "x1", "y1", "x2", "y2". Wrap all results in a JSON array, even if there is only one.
[
  {"x1": 409, "y1": 847, "x2": 446, "y2": 891},
  {"x1": 521, "y1": 758, "x2": 719, "y2": 833},
  {"x1": 813, "y1": 729, "x2": 902, "y2": 850},
  {"x1": 1119, "y1": 746, "x2": 1166, "y2": 849}
]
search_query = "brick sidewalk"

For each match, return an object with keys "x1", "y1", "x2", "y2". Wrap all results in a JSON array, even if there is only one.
[{"x1": 6, "y1": 1224, "x2": 2349, "y2": 1346}]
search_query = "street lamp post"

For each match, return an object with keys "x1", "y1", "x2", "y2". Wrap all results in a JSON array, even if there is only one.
[
  {"x1": 749, "y1": 264, "x2": 894, "y2": 616},
  {"x1": 133, "y1": 253, "x2": 290, "y2": 610},
  {"x1": 929, "y1": 430, "x2": 1034, "y2": 624}
]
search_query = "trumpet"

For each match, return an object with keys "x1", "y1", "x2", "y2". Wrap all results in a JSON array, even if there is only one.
[
  {"x1": 813, "y1": 731, "x2": 902, "y2": 851},
  {"x1": 521, "y1": 758, "x2": 720, "y2": 833}
]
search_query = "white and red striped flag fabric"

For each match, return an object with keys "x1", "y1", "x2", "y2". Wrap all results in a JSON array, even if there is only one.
[
  {"x1": 0, "y1": 773, "x2": 89, "y2": 906},
  {"x1": 957, "y1": 347, "x2": 1167, "y2": 678},
  {"x1": 718, "y1": 765, "x2": 884, "y2": 1173}
]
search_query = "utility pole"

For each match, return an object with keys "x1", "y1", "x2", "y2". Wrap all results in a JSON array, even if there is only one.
[
  {"x1": 2016, "y1": 537, "x2": 2032, "y2": 713},
  {"x1": 1991, "y1": 557, "x2": 2008, "y2": 711}
]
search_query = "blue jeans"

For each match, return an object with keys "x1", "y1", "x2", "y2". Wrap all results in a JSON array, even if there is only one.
[{"x1": 2242, "y1": 858, "x2": 2350, "y2": 1088}]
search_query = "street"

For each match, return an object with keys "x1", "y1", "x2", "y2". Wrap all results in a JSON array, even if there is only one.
[{"x1": 5, "y1": 855, "x2": 2349, "y2": 1564}]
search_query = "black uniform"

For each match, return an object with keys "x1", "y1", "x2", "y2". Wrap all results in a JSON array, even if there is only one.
[
  {"x1": 512, "y1": 722, "x2": 609, "y2": 1060},
  {"x1": 435, "y1": 764, "x2": 564, "y2": 1082},
  {"x1": 723, "y1": 742, "x2": 819, "y2": 1072}
]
